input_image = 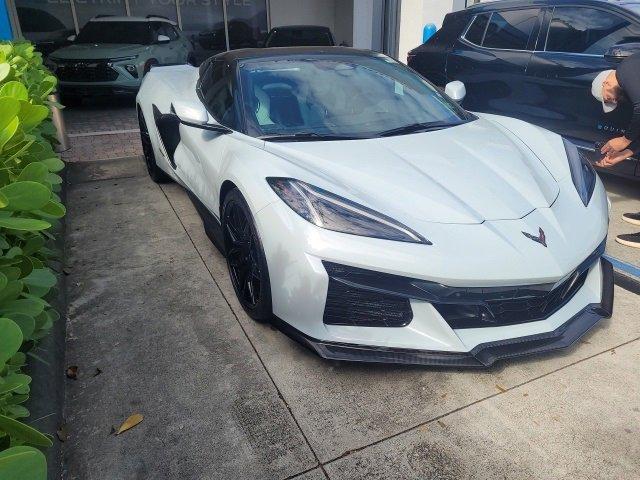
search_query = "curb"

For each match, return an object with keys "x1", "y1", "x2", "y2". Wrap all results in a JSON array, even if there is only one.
[{"x1": 24, "y1": 168, "x2": 68, "y2": 480}]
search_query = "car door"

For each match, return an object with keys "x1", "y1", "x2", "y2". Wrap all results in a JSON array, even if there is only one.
[
  {"x1": 446, "y1": 7, "x2": 542, "y2": 120},
  {"x1": 525, "y1": 4, "x2": 640, "y2": 174},
  {"x1": 173, "y1": 60, "x2": 239, "y2": 213}
]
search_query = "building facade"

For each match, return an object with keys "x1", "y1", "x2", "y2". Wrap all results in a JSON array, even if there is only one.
[{"x1": 2, "y1": 0, "x2": 471, "y2": 61}]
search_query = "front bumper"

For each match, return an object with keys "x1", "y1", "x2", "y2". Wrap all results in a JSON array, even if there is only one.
[
  {"x1": 52, "y1": 61, "x2": 141, "y2": 97},
  {"x1": 273, "y1": 257, "x2": 614, "y2": 367},
  {"x1": 59, "y1": 83, "x2": 139, "y2": 97}
]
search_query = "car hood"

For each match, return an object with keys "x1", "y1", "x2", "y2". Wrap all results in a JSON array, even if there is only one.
[
  {"x1": 263, "y1": 118, "x2": 560, "y2": 225},
  {"x1": 50, "y1": 43, "x2": 147, "y2": 60}
]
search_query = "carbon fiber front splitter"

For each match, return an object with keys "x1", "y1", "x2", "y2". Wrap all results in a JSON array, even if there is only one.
[{"x1": 272, "y1": 258, "x2": 614, "y2": 367}]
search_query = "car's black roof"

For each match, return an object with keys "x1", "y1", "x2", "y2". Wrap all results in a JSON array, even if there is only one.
[
  {"x1": 465, "y1": 0, "x2": 640, "y2": 13},
  {"x1": 211, "y1": 46, "x2": 375, "y2": 62},
  {"x1": 268, "y1": 25, "x2": 332, "y2": 31}
]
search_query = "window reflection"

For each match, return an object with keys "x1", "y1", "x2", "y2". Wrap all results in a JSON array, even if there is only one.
[
  {"x1": 16, "y1": 0, "x2": 75, "y2": 56},
  {"x1": 15, "y1": 0, "x2": 269, "y2": 62},
  {"x1": 225, "y1": 0, "x2": 268, "y2": 49},
  {"x1": 73, "y1": 0, "x2": 127, "y2": 30},
  {"x1": 178, "y1": 0, "x2": 225, "y2": 64},
  {"x1": 129, "y1": 0, "x2": 178, "y2": 22}
]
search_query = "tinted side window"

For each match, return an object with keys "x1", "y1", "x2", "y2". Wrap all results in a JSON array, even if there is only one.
[
  {"x1": 464, "y1": 14, "x2": 490, "y2": 45},
  {"x1": 483, "y1": 9, "x2": 539, "y2": 50},
  {"x1": 200, "y1": 62, "x2": 237, "y2": 129},
  {"x1": 546, "y1": 7, "x2": 640, "y2": 55}
]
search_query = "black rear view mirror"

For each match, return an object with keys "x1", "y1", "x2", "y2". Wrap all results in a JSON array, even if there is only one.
[{"x1": 604, "y1": 42, "x2": 640, "y2": 61}]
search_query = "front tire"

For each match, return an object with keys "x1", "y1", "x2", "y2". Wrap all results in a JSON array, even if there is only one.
[
  {"x1": 138, "y1": 109, "x2": 171, "y2": 183},
  {"x1": 222, "y1": 189, "x2": 272, "y2": 322}
]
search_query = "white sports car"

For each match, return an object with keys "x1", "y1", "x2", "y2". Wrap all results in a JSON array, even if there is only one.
[{"x1": 136, "y1": 47, "x2": 613, "y2": 367}]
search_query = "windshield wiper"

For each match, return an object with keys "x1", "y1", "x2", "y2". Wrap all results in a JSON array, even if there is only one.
[
  {"x1": 259, "y1": 132, "x2": 361, "y2": 142},
  {"x1": 378, "y1": 121, "x2": 465, "y2": 137}
]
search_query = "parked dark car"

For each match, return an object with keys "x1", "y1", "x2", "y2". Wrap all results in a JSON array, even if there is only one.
[
  {"x1": 263, "y1": 25, "x2": 335, "y2": 47},
  {"x1": 408, "y1": 0, "x2": 640, "y2": 178}
]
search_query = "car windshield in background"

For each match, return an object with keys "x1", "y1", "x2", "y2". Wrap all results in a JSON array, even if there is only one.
[
  {"x1": 76, "y1": 21, "x2": 153, "y2": 44},
  {"x1": 238, "y1": 54, "x2": 471, "y2": 139},
  {"x1": 266, "y1": 29, "x2": 333, "y2": 47}
]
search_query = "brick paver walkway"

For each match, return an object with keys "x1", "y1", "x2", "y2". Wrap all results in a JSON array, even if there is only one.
[{"x1": 61, "y1": 98, "x2": 141, "y2": 163}]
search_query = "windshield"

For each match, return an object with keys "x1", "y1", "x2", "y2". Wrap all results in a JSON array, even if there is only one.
[
  {"x1": 76, "y1": 21, "x2": 153, "y2": 45},
  {"x1": 238, "y1": 54, "x2": 470, "y2": 139}
]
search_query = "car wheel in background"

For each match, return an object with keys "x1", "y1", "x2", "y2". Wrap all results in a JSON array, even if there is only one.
[
  {"x1": 137, "y1": 108, "x2": 171, "y2": 183},
  {"x1": 222, "y1": 189, "x2": 273, "y2": 322}
]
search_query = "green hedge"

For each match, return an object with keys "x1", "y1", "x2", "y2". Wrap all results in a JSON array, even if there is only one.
[{"x1": 0, "y1": 42, "x2": 66, "y2": 479}]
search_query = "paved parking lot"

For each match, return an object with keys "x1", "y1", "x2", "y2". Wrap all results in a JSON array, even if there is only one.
[
  {"x1": 61, "y1": 100, "x2": 141, "y2": 163},
  {"x1": 59, "y1": 102, "x2": 640, "y2": 479},
  {"x1": 63, "y1": 155, "x2": 640, "y2": 480}
]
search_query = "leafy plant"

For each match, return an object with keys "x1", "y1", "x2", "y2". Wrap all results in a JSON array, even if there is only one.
[{"x1": 0, "y1": 41, "x2": 65, "y2": 479}]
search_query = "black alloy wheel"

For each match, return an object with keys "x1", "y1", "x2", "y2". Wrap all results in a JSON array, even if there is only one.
[
  {"x1": 222, "y1": 189, "x2": 272, "y2": 321},
  {"x1": 137, "y1": 109, "x2": 171, "y2": 183}
]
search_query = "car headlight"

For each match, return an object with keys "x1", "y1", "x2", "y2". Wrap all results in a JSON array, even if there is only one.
[
  {"x1": 124, "y1": 64, "x2": 139, "y2": 78},
  {"x1": 267, "y1": 177, "x2": 431, "y2": 244},
  {"x1": 563, "y1": 138, "x2": 596, "y2": 207}
]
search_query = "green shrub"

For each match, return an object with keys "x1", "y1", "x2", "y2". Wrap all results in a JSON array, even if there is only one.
[{"x1": 0, "y1": 42, "x2": 65, "y2": 479}]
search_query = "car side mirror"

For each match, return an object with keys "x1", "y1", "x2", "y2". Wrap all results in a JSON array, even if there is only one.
[
  {"x1": 67, "y1": 34, "x2": 76, "y2": 42},
  {"x1": 157, "y1": 34, "x2": 171, "y2": 44},
  {"x1": 604, "y1": 42, "x2": 640, "y2": 61},
  {"x1": 171, "y1": 100, "x2": 232, "y2": 133},
  {"x1": 445, "y1": 80, "x2": 466, "y2": 103}
]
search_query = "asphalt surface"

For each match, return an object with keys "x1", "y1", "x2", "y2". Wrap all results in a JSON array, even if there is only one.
[{"x1": 62, "y1": 157, "x2": 640, "y2": 480}]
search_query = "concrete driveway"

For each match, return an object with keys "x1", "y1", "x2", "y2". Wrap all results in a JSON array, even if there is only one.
[{"x1": 63, "y1": 156, "x2": 640, "y2": 480}]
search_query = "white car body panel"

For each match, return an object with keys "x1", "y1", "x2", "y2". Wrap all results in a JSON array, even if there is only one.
[{"x1": 136, "y1": 61, "x2": 612, "y2": 366}]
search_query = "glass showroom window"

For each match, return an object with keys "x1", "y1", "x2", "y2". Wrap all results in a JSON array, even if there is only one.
[
  {"x1": 129, "y1": 0, "x2": 178, "y2": 22},
  {"x1": 225, "y1": 0, "x2": 268, "y2": 50},
  {"x1": 15, "y1": 0, "x2": 76, "y2": 56},
  {"x1": 179, "y1": 0, "x2": 226, "y2": 64},
  {"x1": 73, "y1": 0, "x2": 127, "y2": 31}
]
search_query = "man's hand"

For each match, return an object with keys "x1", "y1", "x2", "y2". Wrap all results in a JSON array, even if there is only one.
[
  {"x1": 595, "y1": 149, "x2": 634, "y2": 168},
  {"x1": 600, "y1": 136, "x2": 632, "y2": 154}
]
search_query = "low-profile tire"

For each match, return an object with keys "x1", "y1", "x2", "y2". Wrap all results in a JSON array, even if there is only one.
[
  {"x1": 222, "y1": 189, "x2": 272, "y2": 322},
  {"x1": 137, "y1": 109, "x2": 171, "y2": 183}
]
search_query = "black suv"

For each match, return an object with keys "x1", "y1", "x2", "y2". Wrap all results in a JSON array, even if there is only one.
[{"x1": 408, "y1": 0, "x2": 640, "y2": 177}]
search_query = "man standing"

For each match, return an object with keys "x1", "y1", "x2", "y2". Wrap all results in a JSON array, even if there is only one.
[{"x1": 592, "y1": 52, "x2": 640, "y2": 248}]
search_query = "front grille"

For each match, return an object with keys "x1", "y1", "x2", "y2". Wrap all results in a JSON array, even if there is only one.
[
  {"x1": 322, "y1": 239, "x2": 603, "y2": 329},
  {"x1": 433, "y1": 269, "x2": 589, "y2": 329},
  {"x1": 323, "y1": 263, "x2": 413, "y2": 327},
  {"x1": 55, "y1": 60, "x2": 118, "y2": 82}
]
